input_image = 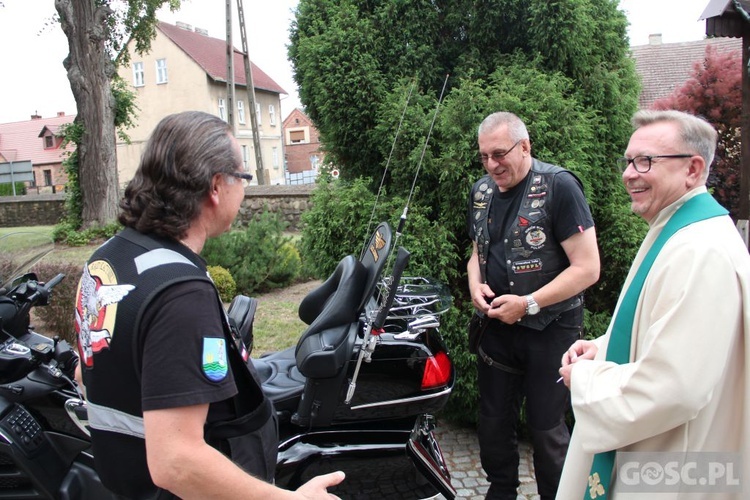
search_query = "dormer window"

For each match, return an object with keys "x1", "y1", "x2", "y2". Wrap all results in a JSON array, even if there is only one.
[{"x1": 44, "y1": 135, "x2": 54, "y2": 149}]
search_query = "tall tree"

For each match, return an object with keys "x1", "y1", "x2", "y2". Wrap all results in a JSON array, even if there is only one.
[
  {"x1": 652, "y1": 44, "x2": 743, "y2": 219},
  {"x1": 290, "y1": 0, "x2": 644, "y2": 422},
  {"x1": 54, "y1": 0, "x2": 179, "y2": 228}
]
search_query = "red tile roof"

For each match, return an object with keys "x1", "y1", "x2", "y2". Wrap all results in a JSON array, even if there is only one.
[
  {"x1": 631, "y1": 36, "x2": 742, "y2": 109},
  {"x1": 0, "y1": 114, "x2": 75, "y2": 167},
  {"x1": 158, "y1": 21, "x2": 287, "y2": 95}
]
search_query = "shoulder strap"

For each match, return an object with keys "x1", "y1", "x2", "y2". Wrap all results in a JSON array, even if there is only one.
[{"x1": 585, "y1": 192, "x2": 728, "y2": 500}]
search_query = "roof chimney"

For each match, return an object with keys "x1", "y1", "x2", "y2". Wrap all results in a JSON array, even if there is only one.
[
  {"x1": 31, "y1": 113, "x2": 41, "y2": 120},
  {"x1": 648, "y1": 33, "x2": 663, "y2": 46},
  {"x1": 57, "y1": 111, "x2": 65, "y2": 117}
]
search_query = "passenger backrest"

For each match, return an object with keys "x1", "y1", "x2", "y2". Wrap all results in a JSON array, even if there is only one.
[{"x1": 295, "y1": 255, "x2": 367, "y2": 377}]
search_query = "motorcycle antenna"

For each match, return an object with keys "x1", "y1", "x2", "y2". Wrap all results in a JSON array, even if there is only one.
[
  {"x1": 361, "y1": 77, "x2": 417, "y2": 258},
  {"x1": 388, "y1": 73, "x2": 449, "y2": 263}
]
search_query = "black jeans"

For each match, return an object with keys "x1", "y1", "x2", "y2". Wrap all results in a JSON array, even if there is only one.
[{"x1": 477, "y1": 307, "x2": 581, "y2": 500}]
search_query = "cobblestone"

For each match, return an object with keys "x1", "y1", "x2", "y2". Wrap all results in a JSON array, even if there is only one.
[{"x1": 434, "y1": 419, "x2": 540, "y2": 500}]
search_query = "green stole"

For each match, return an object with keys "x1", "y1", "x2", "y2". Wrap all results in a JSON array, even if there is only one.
[{"x1": 584, "y1": 192, "x2": 728, "y2": 500}]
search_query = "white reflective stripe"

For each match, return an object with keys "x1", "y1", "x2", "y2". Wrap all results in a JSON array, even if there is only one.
[
  {"x1": 87, "y1": 401, "x2": 145, "y2": 438},
  {"x1": 134, "y1": 248, "x2": 196, "y2": 274}
]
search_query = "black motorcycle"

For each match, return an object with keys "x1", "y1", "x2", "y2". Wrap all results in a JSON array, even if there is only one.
[
  {"x1": 232, "y1": 222, "x2": 456, "y2": 498},
  {"x1": 0, "y1": 224, "x2": 457, "y2": 499}
]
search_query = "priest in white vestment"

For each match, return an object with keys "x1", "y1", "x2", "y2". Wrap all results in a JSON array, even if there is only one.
[{"x1": 557, "y1": 110, "x2": 750, "y2": 500}]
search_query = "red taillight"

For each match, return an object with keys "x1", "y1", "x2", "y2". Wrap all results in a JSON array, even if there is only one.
[{"x1": 421, "y1": 351, "x2": 452, "y2": 390}]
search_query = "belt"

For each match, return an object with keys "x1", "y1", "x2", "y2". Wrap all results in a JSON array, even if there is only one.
[{"x1": 477, "y1": 345, "x2": 524, "y2": 375}]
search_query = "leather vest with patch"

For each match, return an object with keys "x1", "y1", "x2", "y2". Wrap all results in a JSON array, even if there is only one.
[
  {"x1": 470, "y1": 159, "x2": 582, "y2": 330},
  {"x1": 78, "y1": 229, "x2": 276, "y2": 499}
]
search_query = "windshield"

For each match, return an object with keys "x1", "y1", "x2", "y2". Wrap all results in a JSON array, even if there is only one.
[{"x1": 0, "y1": 231, "x2": 55, "y2": 290}]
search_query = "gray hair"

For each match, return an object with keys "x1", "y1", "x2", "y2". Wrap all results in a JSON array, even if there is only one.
[
  {"x1": 119, "y1": 111, "x2": 239, "y2": 240},
  {"x1": 477, "y1": 112, "x2": 529, "y2": 142},
  {"x1": 632, "y1": 110, "x2": 717, "y2": 179}
]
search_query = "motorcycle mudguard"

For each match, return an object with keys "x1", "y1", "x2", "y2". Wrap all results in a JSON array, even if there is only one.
[{"x1": 406, "y1": 414, "x2": 456, "y2": 500}]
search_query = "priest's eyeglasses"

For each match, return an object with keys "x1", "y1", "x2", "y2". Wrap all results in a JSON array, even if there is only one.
[{"x1": 616, "y1": 154, "x2": 693, "y2": 173}]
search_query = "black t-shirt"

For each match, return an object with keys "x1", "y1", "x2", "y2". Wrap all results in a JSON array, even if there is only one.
[
  {"x1": 468, "y1": 169, "x2": 594, "y2": 295},
  {"x1": 140, "y1": 280, "x2": 237, "y2": 422}
]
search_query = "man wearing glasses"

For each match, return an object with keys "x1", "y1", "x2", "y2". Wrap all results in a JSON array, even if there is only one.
[
  {"x1": 557, "y1": 110, "x2": 750, "y2": 499},
  {"x1": 75, "y1": 111, "x2": 344, "y2": 499},
  {"x1": 467, "y1": 111, "x2": 600, "y2": 499}
]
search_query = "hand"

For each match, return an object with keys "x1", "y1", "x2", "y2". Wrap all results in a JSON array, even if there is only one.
[
  {"x1": 470, "y1": 283, "x2": 495, "y2": 314},
  {"x1": 558, "y1": 340, "x2": 597, "y2": 388},
  {"x1": 296, "y1": 471, "x2": 345, "y2": 499},
  {"x1": 486, "y1": 294, "x2": 526, "y2": 324}
]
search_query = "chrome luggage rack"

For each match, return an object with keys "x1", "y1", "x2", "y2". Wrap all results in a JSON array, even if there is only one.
[{"x1": 378, "y1": 276, "x2": 452, "y2": 320}]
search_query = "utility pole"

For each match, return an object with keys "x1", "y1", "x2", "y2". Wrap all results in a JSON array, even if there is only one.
[
  {"x1": 225, "y1": 0, "x2": 235, "y2": 129},
  {"x1": 236, "y1": 0, "x2": 266, "y2": 184}
]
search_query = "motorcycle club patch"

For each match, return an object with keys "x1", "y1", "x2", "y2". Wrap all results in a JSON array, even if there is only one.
[
  {"x1": 202, "y1": 337, "x2": 228, "y2": 382},
  {"x1": 75, "y1": 261, "x2": 135, "y2": 368}
]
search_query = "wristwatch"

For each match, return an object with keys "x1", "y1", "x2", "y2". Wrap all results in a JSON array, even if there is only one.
[{"x1": 525, "y1": 295, "x2": 540, "y2": 316}]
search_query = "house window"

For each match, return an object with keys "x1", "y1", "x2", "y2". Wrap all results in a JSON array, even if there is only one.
[
  {"x1": 43, "y1": 170, "x2": 52, "y2": 186},
  {"x1": 237, "y1": 100, "x2": 246, "y2": 124},
  {"x1": 133, "y1": 62, "x2": 145, "y2": 87},
  {"x1": 242, "y1": 145, "x2": 249, "y2": 171},
  {"x1": 44, "y1": 135, "x2": 54, "y2": 149},
  {"x1": 310, "y1": 155, "x2": 320, "y2": 171},
  {"x1": 289, "y1": 130, "x2": 305, "y2": 144},
  {"x1": 255, "y1": 103, "x2": 261, "y2": 125},
  {"x1": 269, "y1": 105, "x2": 276, "y2": 126},
  {"x1": 272, "y1": 147, "x2": 279, "y2": 169},
  {"x1": 156, "y1": 59, "x2": 168, "y2": 84},
  {"x1": 218, "y1": 98, "x2": 226, "y2": 121}
]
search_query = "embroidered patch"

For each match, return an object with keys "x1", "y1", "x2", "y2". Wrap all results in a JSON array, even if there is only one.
[
  {"x1": 512, "y1": 258, "x2": 542, "y2": 274},
  {"x1": 202, "y1": 338, "x2": 228, "y2": 382},
  {"x1": 75, "y1": 260, "x2": 135, "y2": 368},
  {"x1": 525, "y1": 226, "x2": 547, "y2": 250}
]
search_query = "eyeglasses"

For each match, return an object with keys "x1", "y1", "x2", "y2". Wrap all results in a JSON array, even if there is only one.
[
  {"x1": 230, "y1": 171, "x2": 253, "y2": 187},
  {"x1": 478, "y1": 140, "x2": 522, "y2": 165},
  {"x1": 616, "y1": 154, "x2": 693, "y2": 173}
]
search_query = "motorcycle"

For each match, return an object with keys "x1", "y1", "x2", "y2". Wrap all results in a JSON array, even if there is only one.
[{"x1": 0, "y1": 224, "x2": 457, "y2": 499}]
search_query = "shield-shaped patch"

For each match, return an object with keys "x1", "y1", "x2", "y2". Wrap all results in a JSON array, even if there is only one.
[{"x1": 202, "y1": 337, "x2": 228, "y2": 382}]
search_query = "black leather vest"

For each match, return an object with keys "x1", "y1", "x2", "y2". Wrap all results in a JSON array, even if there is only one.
[
  {"x1": 470, "y1": 159, "x2": 582, "y2": 330},
  {"x1": 77, "y1": 229, "x2": 276, "y2": 498}
]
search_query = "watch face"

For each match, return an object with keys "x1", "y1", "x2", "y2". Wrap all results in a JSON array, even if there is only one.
[{"x1": 527, "y1": 296, "x2": 540, "y2": 315}]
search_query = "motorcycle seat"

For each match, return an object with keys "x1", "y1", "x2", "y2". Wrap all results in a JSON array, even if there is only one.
[
  {"x1": 253, "y1": 347, "x2": 305, "y2": 413},
  {"x1": 295, "y1": 255, "x2": 367, "y2": 378}
]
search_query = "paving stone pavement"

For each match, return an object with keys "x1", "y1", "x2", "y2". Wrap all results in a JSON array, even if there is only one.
[{"x1": 434, "y1": 419, "x2": 540, "y2": 500}]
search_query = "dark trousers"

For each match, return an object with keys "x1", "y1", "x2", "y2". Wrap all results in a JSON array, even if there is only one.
[{"x1": 477, "y1": 307, "x2": 581, "y2": 500}]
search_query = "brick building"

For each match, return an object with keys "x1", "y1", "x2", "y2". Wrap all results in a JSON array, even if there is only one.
[{"x1": 282, "y1": 108, "x2": 324, "y2": 183}]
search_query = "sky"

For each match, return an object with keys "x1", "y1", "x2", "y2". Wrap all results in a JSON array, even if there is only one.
[{"x1": 0, "y1": 0, "x2": 713, "y2": 125}]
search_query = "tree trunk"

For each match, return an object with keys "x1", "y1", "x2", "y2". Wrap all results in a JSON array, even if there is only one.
[{"x1": 55, "y1": 0, "x2": 120, "y2": 228}]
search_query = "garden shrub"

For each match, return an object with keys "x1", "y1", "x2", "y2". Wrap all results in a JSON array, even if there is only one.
[
  {"x1": 53, "y1": 221, "x2": 122, "y2": 247},
  {"x1": 29, "y1": 262, "x2": 82, "y2": 346},
  {"x1": 207, "y1": 265, "x2": 237, "y2": 303},
  {"x1": 266, "y1": 242, "x2": 302, "y2": 288},
  {"x1": 202, "y1": 211, "x2": 300, "y2": 295}
]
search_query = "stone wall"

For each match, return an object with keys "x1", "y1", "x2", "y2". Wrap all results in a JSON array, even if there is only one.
[
  {"x1": 0, "y1": 186, "x2": 315, "y2": 229},
  {"x1": 0, "y1": 194, "x2": 66, "y2": 227},
  {"x1": 237, "y1": 184, "x2": 315, "y2": 230}
]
